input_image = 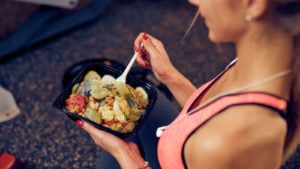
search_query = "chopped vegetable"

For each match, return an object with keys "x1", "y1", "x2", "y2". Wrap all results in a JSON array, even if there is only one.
[{"x1": 65, "y1": 70, "x2": 149, "y2": 133}]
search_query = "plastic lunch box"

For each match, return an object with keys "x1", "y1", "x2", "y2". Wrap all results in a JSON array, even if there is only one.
[{"x1": 53, "y1": 62, "x2": 157, "y2": 139}]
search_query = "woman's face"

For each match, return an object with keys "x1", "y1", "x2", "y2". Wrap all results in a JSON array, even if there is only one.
[{"x1": 188, "y1": 0, "x2": 247, "y2": 43}]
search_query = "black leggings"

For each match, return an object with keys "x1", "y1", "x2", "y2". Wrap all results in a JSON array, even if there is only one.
[{"x1": 96, "y1": 89, "x2": 180, "y2": 169}]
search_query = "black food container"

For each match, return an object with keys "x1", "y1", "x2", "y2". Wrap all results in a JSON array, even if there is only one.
[{"x1": 53, "y1": 62, "x2": 157, "y2": 139}]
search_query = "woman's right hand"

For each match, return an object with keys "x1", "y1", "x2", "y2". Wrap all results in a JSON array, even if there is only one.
[
  {"x1": 134, "y1": 32, "x2": 197, "y2": 106},
  {"x1": 134, "y1": 32, "x2": 177, "y2": 84}
]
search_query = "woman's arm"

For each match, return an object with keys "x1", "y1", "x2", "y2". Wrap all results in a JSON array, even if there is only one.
[
  {"x1": 161, "y1": 67, "x2": 196, "y2": 107},
  {"x1": 134, "y1": 32, "x2": 196, "y2": 106}
]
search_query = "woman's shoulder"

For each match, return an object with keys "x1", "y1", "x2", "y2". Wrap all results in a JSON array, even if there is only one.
[{"x1": 185, "y1": 104, "x2": 287, "y2": 168}]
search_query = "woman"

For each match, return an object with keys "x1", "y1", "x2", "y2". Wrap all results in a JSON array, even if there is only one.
[{"x1": 77, "y1": 0, "x2": 300, "y2": 168}]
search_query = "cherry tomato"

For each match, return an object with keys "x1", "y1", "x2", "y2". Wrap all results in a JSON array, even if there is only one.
[{"x1": 65, "y1": 93, "x2": 86, "y2": 111}]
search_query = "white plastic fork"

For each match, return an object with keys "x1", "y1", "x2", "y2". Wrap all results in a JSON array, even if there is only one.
[{"x1": 116, "y1": 44, "x2": 143, "y2": 83}]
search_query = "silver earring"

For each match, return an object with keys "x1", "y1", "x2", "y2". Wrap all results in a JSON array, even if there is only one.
[{"x1": 245, "y1": 14, "x2": 253, "y2": 22}]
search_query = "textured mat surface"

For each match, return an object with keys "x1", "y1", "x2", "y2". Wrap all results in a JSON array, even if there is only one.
[{"x1": 0, "y1": 0, "x2": 299, "y2": 168}]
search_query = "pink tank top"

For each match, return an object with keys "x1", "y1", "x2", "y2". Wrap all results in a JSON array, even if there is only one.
[{"x1": 157, "y1": 65, "x2": 288, "y2": 169}]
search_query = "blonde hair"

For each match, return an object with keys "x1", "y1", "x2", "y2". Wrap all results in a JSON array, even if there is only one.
[
  {"x1": 182, "y1": 10, "x2": 199, "y2": 40},
  {"x1": 274, "y1": 0, "x2": 300, "y2": 162}
]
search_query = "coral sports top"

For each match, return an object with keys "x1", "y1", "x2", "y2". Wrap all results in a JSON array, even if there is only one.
[{"x1": 157, "y1": 60, "x2": 289, "y2": 169}]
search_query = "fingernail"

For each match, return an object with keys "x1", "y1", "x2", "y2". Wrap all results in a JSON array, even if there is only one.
[
  {"x1": 76, "y1": 120, "x2": 83, "y2": 127},
  {"x1": 134, "y1": 46, "x2": 138, "y2": 52},
  {"x1": 140, "y1": 62, "x2": 146, "y2": 68},
  {"x1": 143, "y1": 32, "x2": 148, "y2": 40},
  {"x1": 145, "y1": 62, "x2": 150, "y2": 67}
]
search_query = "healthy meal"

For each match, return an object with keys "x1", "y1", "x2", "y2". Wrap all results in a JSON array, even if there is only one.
[{"x1": 65, "y1": 70, "x2": 149, "y2": 133}]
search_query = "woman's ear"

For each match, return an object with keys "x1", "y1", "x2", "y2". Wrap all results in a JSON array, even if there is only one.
[{"x1": 244, "y1": 0, "x2": 269, "y2": 19}]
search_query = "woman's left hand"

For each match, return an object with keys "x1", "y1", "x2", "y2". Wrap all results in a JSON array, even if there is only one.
[{"x1": 77, "y1": 120, "x2": 149, "y2": 169}]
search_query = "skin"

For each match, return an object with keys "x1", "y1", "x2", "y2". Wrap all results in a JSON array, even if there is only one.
[
  {"x1": 183, "y1": 0, "x2": 292, "y2": 168},
  {"x1": 81, "y1": 0, "x2": 295, "y2": 168}
]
